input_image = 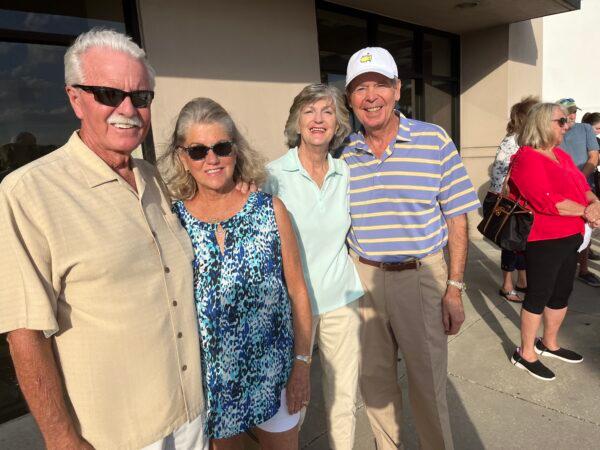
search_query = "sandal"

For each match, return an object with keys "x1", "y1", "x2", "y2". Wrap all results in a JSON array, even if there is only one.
[
  {"x1": 515, "y1": 285, "x2": 528, "y2": 293},
  {"x1": 499, "y1": 288, "x2": 523, "y2": 303}
]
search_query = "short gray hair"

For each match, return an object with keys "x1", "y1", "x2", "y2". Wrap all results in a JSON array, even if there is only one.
[
  {"x1": 518, "y1": 103, "x2": 564, "y2": 149},
  {"x1": 64, "y1": 28, "x2": 156, "y2": 88},
  {"x1": 284, "y1": 83, "x2": 351, "y2": 151},
  {"x1": 160, "y1": 97, "x2": 267, "y2": 200}
]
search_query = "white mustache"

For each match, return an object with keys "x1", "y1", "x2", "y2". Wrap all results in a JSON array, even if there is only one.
[{"x1": 107, "y1": 114, "x2": 142, "y2": 127}]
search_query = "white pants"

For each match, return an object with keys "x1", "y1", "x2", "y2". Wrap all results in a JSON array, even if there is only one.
[
  {"x1": 141, "y1": 414, "x2": 208, "y2": 450},
  {"x1": 309, "y1": 300, "x2": 361, "y2": 450}
]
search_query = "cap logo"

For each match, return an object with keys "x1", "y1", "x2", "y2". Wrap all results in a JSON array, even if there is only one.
[{"x1": 360, "y1": 53, "x2": 372, "y2": 63}]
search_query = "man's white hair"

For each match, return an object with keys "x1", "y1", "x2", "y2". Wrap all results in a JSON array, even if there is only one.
[{"x1": 64, "y1": 28, "x2": 156, "y2": 89}]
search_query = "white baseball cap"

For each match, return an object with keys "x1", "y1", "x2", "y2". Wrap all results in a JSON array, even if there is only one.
[{"x1": 345, "y1": 47, "x2": 398, "y2": 87}]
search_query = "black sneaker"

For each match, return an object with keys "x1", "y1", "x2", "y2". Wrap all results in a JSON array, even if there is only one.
[
  {"x1": 535, "y1": 338, "x2": 583, "y2": 363},
  {"x1": 511, "y1": 348, "x2": 556, "y2": 381},
  {"x1": 577, "y1": 272, "x2": 600, "y2": 287}
]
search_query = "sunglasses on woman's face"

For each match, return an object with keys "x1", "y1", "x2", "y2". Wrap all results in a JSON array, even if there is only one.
[
  {"x1": 552, "y1": 117, "x2": 569, "y2": 127},
  {"x1": 73, "y1": 84, "x2": 154, "y2": 108},
  {"x1": 179, "y1": 141, "x2": 235, "y2": 160}
]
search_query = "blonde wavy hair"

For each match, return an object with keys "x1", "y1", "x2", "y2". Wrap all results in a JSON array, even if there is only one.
[
  {"x1": 518, "y1": 102, "x2": 565, "y2": 150},
  {"x1": 160, "y1": 97, "x2": 267, "y2": 200},
  {"x1": 284, "y1": 83, "x2": 351, "y2": 151}
]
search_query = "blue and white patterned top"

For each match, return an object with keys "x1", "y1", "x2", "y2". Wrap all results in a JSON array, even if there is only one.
[
  {"x1": 489, "y1": 134, "x2": 519, "y2": 193},
  {"x1": 173, "y1": 191, "x2": 294, "y2": 439}
]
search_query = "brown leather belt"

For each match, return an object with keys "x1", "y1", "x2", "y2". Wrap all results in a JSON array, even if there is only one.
[{"x1": 358, "y1": 256, "x2": 420, "y2": 271}]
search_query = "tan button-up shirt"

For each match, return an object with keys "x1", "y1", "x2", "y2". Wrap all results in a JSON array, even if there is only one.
[{"x1": 0, "y1": 133, "x2": 204, "y2": 449}]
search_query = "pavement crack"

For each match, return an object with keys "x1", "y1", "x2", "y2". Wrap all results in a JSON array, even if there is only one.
[{"x1": 448, "y1": 372, "x2": 600, "y2": 427}]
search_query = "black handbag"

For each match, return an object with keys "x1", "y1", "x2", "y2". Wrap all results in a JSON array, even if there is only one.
[{"x1": 477, "y1": 166, "x2": 533, "y2": 251}]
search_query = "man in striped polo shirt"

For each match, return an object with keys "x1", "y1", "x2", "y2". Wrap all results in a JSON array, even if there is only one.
[{"x1": 342, "y1": 47, "x2": 480, "y2": 450}]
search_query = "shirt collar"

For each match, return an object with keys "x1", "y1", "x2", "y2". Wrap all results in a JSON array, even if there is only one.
[
  {"x1": 65, "y1": 131, "x2": 146, "y2": 194},
  {"x1": 396, "y1": 113, "x2": 412, "y2": 142},
  {"x1": 352, "y1": 111, "x2": 412, "y2": 153},
  {"x1": 281, "y1": 146, "x2": 343, "y2": 176}
]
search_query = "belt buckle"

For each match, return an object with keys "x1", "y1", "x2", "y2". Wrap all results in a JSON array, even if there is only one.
[{"x1": 408, "y1": 258, "x2": 421, "y2": 270}]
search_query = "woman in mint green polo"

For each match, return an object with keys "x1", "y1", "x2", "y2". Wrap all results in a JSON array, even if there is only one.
[{"x1": 263, "y1": 83, "x2": 363, "y2": 450}]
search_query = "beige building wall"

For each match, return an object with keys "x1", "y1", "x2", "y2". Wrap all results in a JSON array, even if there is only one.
[
  {"x1": 460, "y1": 20, "x2": 543, "y2": 235},
  {"x1": 138, "y1": 0, "x2": 321, "y2": 161},
  {"x1": 507, "y1": 20, "x2": 543, "y2": 111}
]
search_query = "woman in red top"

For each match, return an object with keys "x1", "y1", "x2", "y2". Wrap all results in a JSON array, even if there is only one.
[{"x1": 508, "y1": 102, "x2": 600, "y2": 381}]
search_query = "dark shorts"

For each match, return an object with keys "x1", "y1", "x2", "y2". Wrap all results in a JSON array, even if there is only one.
[{"x1": 523, "y1": 233, "x2": 583, "y2": 315}]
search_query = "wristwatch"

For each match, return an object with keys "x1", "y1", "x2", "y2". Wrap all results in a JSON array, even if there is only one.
[
  {"x1": 295, "y1": 354, "x2": 312, "y2": 365},
  {"x1": 446, "y1": 279, "x2": 467, "y2": 292}
]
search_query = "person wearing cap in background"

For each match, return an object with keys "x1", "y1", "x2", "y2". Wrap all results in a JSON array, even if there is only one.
[
  {"x1": 557, "y1": 98, "x2": 600, "y2": 286},
  {"x1": 341, "y1": 47, "x2": 480, "y2": 450}
]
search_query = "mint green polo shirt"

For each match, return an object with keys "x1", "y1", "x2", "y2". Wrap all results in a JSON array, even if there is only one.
[{"x1": 264, "y1": 147, "x2": 364, "y2": 315}]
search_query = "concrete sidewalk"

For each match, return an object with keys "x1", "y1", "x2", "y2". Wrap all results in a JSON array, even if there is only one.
[{"x1": 1, "y1": 239, "x2": 599, "y2": 449}]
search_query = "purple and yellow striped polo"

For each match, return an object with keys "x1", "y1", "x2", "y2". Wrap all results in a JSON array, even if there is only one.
[{"x1": 341, "y1": 115, "x2": 480, "y2": 263}]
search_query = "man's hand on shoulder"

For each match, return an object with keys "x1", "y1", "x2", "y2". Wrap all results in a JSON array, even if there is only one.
[{"x1": 442, "y1": 286, "x2": 465, "y2": 335}]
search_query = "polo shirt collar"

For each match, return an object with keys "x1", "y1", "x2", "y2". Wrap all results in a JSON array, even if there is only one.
[
  {"x1": 396, "y1": 113, "x2": 412, "y2": 142},
  {"x1": 282, "y1": 146, "x2": 343, "y2": 177},
  {"x1": 353, "y1": 111, "x2": 412, "y2": 153},
  {"x1": 65, "y1": 132, "x2": 145, "y2": 194}
]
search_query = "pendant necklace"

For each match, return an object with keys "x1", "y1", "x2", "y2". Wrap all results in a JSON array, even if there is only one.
[{"x1": 208, "y1": 218, "x2": 226, "y2": 239}]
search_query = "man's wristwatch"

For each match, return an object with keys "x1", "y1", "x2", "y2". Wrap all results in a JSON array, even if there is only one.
[
  {"x1": 446, "y1": 279, "x2": 467, "y2": 292},
  {"x1": 295, "y1": 354, "x2": 312, "y2": 365}
]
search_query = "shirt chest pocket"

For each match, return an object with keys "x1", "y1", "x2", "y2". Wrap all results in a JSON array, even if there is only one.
[{"x1": 162, "y1": 212, "x2": 195, "y2": 263}]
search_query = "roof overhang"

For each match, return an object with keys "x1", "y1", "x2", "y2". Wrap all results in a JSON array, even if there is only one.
[{"x1": 324, "y1": 0, "x2": 580, "y2": 34}]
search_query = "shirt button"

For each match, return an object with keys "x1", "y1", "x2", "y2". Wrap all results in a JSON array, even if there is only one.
[
  {"x1": 177, "y1": 332, "x2": 183, "y2": 338},
  {"x1": 172, "y1": 300, "x2": 178, "y2": 307},
  {"x1": 164, "y1": 266, "x2": 170, "y2": 273},
  {"x1": 182, "y1": 365, "x2": 187, "y2": 371}
]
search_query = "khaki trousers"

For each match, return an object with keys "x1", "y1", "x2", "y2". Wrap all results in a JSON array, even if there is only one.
[
  {"x1": 310, "y1": 300, "x2": 361, "y2": 450},
  {"x1": 353, "y1": 250, "x2": 453, "y2": 450}
]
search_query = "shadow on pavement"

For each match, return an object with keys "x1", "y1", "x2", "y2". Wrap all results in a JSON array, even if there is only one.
[{"x1": 464, "y1": 243, "x2": 521, "y2": 358}]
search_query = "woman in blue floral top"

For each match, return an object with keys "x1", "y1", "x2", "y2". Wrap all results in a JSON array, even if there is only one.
[
  {"x1": 489, "y1": 96, "x2": 538, "y2": 302},
  {"x1": 161, "y1": 97, "x2": 312, "y2": 449}
]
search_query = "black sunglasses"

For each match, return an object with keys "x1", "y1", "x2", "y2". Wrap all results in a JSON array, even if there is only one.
[
  {"x1": 179, "y1": 141, "x2": 235, "y2": 160},
  {"x1": 552, "y1": 117, "x2": 569, "y2": 127},
  {"x1": 73, "y1": 84, "x2": 154, "y2": 108}
]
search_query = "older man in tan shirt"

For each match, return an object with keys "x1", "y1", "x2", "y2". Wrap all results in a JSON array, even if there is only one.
[{"x1": 0, "y1": 30, "x2": 206, "y2": 449}]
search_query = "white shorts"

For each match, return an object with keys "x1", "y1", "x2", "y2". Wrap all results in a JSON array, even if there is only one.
[
  {"x1": 256, "y1": 388, "x2": 300, "y2": 433},
  {"x1": 141, "y1": 413, "x2": 208, "y2": 450}
]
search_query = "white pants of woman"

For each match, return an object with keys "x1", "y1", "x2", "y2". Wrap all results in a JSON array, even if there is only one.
[{"x1": 308, "y1": 299, "x2": 361, "y2": 450}]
